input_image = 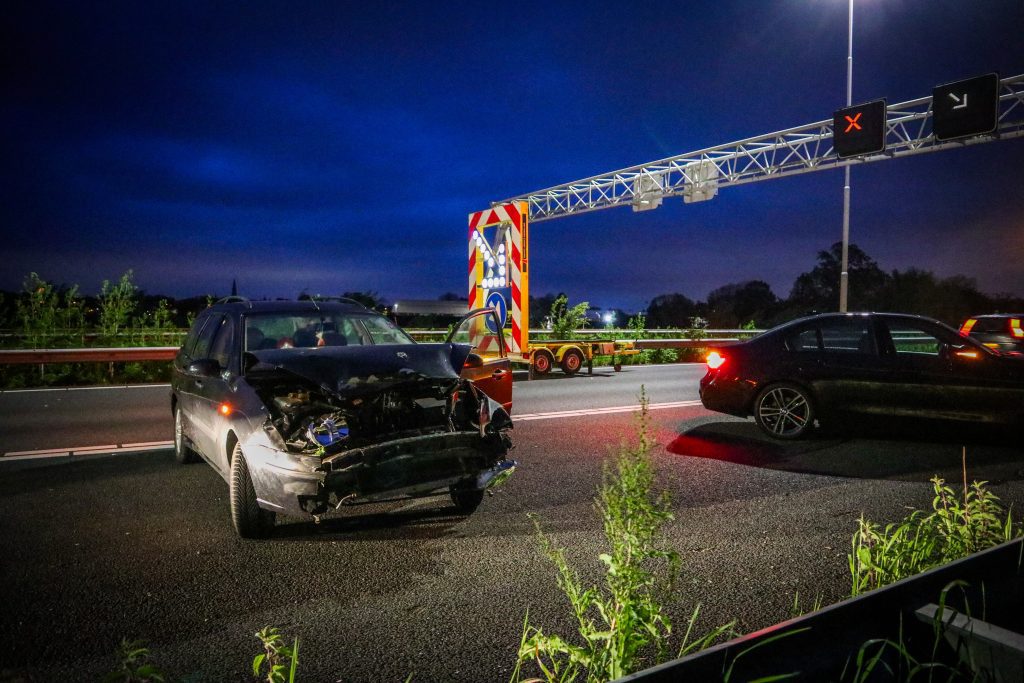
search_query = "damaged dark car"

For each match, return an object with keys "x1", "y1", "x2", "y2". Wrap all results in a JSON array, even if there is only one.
[{"x1": 171, "y1": 298, "x2": 515, "y2": 538}]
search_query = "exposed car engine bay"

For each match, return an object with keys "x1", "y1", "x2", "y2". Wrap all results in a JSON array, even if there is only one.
[{"x1": 257, "y1": 376, "x2": 496, "y2": 456}]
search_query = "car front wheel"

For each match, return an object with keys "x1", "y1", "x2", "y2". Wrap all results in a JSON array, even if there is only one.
[
  {"x1": 754, "y1": 383, "x2": 815, "y2": 440},
  {"x1": 229, "y1": 442, "x2": 275, "y2": 538},
  {"x1": 173, "y1": 405, "x2": 198, "y2": 464}
]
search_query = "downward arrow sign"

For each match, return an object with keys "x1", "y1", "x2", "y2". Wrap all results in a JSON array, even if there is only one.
[{"x1": 948, "y1": 92, "x2": 969, "y2": 110}]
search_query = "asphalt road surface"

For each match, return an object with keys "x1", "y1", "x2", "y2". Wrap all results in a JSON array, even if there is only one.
[
  {"x1": 0, "y1": 364, "x2": 696, "y2": 455},
  {"x1": 2, "y1": 365, "x2": 1022, "y2": 682}
]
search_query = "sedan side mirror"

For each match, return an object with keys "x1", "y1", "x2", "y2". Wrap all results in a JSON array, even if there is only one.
[
  {"x1": 187, "y1": 358, "x2": 221, "y2": 376},
  {"x1": 463, "y1": 353, "x2": 484, "y2": 369}
]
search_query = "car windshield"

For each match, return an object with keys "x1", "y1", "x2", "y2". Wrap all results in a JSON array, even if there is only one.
[{"x1": 243, "y1": 313, "x2": 415, "y2": 351}]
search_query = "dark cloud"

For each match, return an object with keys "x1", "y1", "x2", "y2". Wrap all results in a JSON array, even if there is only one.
[{"x1": 3, "y1": 0, "x2": 1023, "y2": 307}]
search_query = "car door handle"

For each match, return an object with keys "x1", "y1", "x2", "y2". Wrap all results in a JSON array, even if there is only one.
[
  {"x1": 194, "y1": 380, "x2": 204, "y2": 389},
  {"x1": 492, "y1": 369, "x2": 508, "y2": 378}
]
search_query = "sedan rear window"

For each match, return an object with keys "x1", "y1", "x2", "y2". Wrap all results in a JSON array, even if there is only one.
[
  {"x1": 820, "y1": 319, "x2": 875, "y2": 354},
  {"x1": 786, "y1": 328, "x2": 820, "y2": 352},
  {"x1": 887, "y1": 322, "x2": 943, "y2": 356},
  {"x1": 784, "y1": 319, "x2": 875, "y2": 354}
]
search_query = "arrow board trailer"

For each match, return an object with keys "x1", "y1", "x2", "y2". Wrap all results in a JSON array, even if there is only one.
[{"x1": 467, "y1": 202, "x2": 638, "y2": 376}]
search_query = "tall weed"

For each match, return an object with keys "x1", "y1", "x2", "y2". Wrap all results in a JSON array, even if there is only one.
[
  {"x1": 513, "y1": 389, "x2": 733, "y2": 682},
  {"x1": 850, "y1": 473, "x2": 1018, "y2": 596}
]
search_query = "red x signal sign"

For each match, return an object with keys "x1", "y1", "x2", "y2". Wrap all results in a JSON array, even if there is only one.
[{"x1": 833, "y1": 99, "x2": 886, "y2": 159}]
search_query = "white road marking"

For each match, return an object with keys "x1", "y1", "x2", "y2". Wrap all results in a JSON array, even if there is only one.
[
  {"x1": 3, "y1": 441, "x2": 174, "y2": 459},
  {"x1": 5, "y1": 448, "x2": 72, "y2": 457},
  {"x1": 1, "y1": 400, "x2": 705, "y2": 459},
  {"x1": 1, "y1": 384, "x2": 171, "y2": 394},
  {"x1": 514, "y1": 400, "x2": 703, "y2": 422},
  {"x1": 2, "y1": 451, "x2": 70, "y2": 461},
  {"x1": 119, "y1": 442, "x2": 175, "y2": 453},
  {"x1": 71, "y1": 445, "x2": 119, "y2": 454}
]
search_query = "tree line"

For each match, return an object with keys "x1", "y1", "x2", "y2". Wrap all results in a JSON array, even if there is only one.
[
  {"x1": 597, "y1": 242, "x2": 1021, "y2": 329},
  {"x1": 3, "y1": 243, "x2": 1021, "y2": 342}
]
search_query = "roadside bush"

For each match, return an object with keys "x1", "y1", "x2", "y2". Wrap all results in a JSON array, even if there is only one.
[
  {"x1": 2, "y1": 272, "x2": 189, "y2": 388},
  {"x1": 627, "y1": 312, "x2": 647, "y2": 340},
  {"x1": 676, "y1": 347, "x2": 706, "y2": 363},
  {"x1": 549, "y1": 295, "x2": 589, "y2": 340},
  {"x1": 623, "y1": 349, "x2": 654, "y2": 366},
  {"x1": 653, "y1": 348, "x2": 678, "y2": 364}
]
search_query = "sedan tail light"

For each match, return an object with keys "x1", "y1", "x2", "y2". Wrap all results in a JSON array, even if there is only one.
[
  {"x1": 1010, "y1": 318, "x2": 1023, "y2": 339},
  {"x1": 706, "y1": 350, "x2": 726, "y2": 370}
]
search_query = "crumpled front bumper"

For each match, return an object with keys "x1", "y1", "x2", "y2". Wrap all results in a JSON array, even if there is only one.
[{"x1": 242, "y1": 410, "x2": 513, "y2": 518}]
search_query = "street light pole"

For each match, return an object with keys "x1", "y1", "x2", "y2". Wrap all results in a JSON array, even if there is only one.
[{"x1": 839, "y1": 0, "x2": 853, "y2": 312}]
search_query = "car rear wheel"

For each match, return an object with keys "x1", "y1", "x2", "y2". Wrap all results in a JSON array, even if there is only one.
[
  {"x1": 754, "y1": 383, "x2": 815, "y2": 440},
  {"x1": 173, "y1": 405, "x2": 198, "y2": 464},
  {"x1": 229, "y1": 442, "x2": 275, "y2": 538},
  {"x1": 450, "y1": 482, "x2": 484, "y2": 514},
  {"x1": 560, "y1": 349, "x2": 585, "y2": 376},
  {"x1": 533, "y1": 350, "x2": 554, "y2": 375}
]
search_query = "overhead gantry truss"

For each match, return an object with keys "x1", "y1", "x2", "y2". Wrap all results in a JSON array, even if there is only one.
[{"x1": 500, "y1": 74, "x2": 1024, "y2": 222}]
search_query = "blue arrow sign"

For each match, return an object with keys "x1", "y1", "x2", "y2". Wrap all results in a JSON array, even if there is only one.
[{"x1": 485, "y1": 290, "x2": 508, "y2": 333}]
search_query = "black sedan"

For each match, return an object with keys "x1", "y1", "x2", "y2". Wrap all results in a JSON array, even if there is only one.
[{"x1": 699, "y1": 312, "x2": 1024, "y2": 439}]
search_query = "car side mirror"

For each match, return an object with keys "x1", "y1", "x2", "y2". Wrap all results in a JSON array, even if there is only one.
[
  {"x1": 941, "y1": 343, "x2": 981, "y2": 362},
  {"x1": 463, "y1": 353, "x2": 484, "y2": 369},
  {"x1": 187, "y1": 358, "x2": 221, "y2": 376}
]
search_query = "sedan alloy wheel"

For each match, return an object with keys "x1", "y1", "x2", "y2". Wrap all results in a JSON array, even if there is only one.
[{"x1": 754, "y1": 383, "x2": 814, "y2": 439}]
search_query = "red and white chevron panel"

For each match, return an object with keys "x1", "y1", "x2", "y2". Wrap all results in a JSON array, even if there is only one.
[{"x1": 467, "y1": 201, "x2": 528, "y2": 355}]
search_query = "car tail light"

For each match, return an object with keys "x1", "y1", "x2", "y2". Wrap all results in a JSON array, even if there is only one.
[
  {"x1": 1010, "y1": 319, "x2": 1023, "y2": 339},
  {"x1": 959, "y1": 319, "x2": 976, "y2": 335},
  {"x1": 706, "y1": 351, "x2": 726, "y2": 370},
  {"x1": 218, "y1": 402, "x2": 233, "y2": 416}
]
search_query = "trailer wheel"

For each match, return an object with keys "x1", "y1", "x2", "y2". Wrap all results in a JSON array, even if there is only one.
[
  {"x1": 533, "y1": 349, "x2": 554, "y2": 375},
  {"x1": 560, "y1": 348, "x2": 585, "y2": 376}
]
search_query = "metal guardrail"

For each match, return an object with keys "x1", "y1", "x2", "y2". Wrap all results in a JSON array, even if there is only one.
[
  {"x1": 631, "y1": 338, "x2": 739, "y2": 350},
  {"x1": 0, "y1": 347, "x2": 179, "y2": 365},
  {"x1": 0, "y1": 328, "x2": 755, "y2": 366},
  {"x1": 0, "y1": 340, "x2": 739, "y2": 366},
  {"x1": 401, "y1": 328, "x2": 763, "y2": 338}
]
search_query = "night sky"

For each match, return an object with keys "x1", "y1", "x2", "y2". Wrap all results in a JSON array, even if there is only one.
[{"x1": 4, "y1": 1, "x2": 1023, "y2": 312}]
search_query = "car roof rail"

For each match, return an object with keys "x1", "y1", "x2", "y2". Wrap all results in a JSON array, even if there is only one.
[
  {"x1": 215, "y1": 296, "x2": 251, "y2": 306},
  {"x1": 302, "y1": 295, "x2": 370, "y2": 309}
]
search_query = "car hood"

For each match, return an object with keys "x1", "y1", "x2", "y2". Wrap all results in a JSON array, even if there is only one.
[{"x1": 244, "y1": 343, "x2": 472, "y2": 398}]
